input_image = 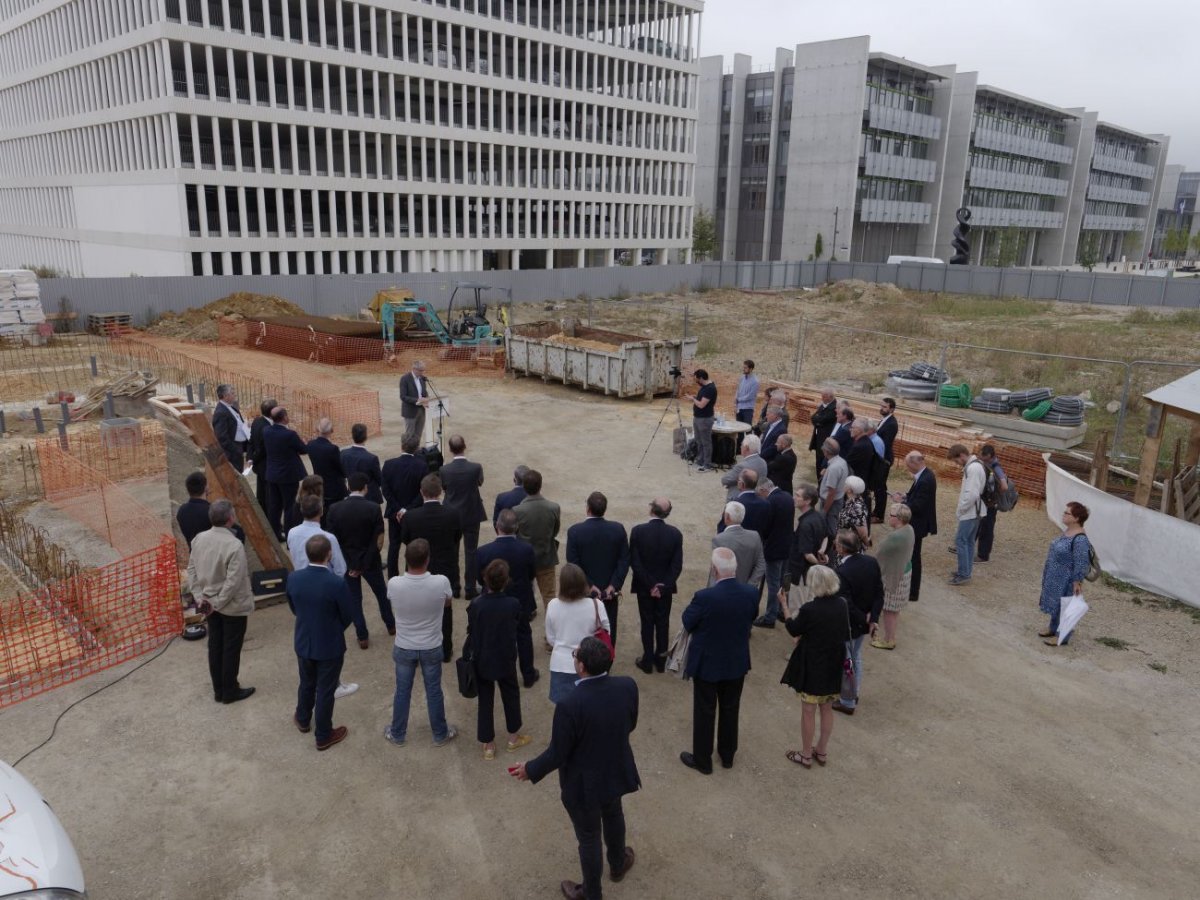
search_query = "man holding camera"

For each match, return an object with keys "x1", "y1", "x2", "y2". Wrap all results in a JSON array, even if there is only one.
[{"x1": 686, "y1": 369, "x2": 717, "y2": 473}]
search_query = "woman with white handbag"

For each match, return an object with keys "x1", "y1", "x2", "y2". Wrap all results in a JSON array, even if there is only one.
[{"x1": 1038, "y1": 501, "x2": 1092, "y2": 647}]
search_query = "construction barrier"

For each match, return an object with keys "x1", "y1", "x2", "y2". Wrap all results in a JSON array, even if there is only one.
[
  {"x1": 34, "y1": 420, "x2": 168, "y2": 485},
  {"x1": 0, "y1": 538, "x2": 181, "y2": 709}
]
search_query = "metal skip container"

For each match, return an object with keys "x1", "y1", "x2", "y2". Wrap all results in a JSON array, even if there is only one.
[{"x1": 505, "y1": 319, "x2": 698, "y2": 398}]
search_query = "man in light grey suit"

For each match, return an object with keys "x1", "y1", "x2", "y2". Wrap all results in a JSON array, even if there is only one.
[
  {"x1": 720, "y1": 434, "x2": 768, "y2": 501},
  {"x1": 710, "y1": 501, "x2": 765, "y2": 589}
]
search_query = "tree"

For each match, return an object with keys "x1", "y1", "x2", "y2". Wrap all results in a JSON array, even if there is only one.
[
  {"x1": 813, "y1": 232, "x2": 824, "y2": 261},
  {"x1": 691, "y1": 207, "x2": 717, "y2": 261},
  {"x1": 1078, "y1": 233, "x2": 1099, "y2": 272},
  {"x1": 1162, "y1": 228, "x2": 1190, "y2": 259},
  {"x1": 1191, "y1": 231, "x2": 1200, "y2": 258},
  {"x1": 1123, "y1": 229, "x2": 1143, "y2": 260},
  {"x1": 987, "y1": 226, "x2": 1024, "y2": 267}
]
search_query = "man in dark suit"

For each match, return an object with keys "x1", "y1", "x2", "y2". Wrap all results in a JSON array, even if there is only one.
[
  {"x1": 177, "y1": 470, "x2": 212, "y2": 550},
  {"x1": 758, "y1": 405, "x2": 788, "y2": 461},
  {"x1": 399, "y1": 359, "x2": 432, "y2": 446},
  {"x1": 566, "y1": 491, "x2": 630, "y2": 644},
  {"x1": 873, "y1": 398, "x2": 899, "y2": 521},
  {"x1": 893, "y1": 450, "x2": 937, "y2": 603},
  {"x1": 439, "y1": 434, "x2": 486, "y2": 600},
  {"x1": 680, "y1": 548, "x2": 758, "y2": 774},
  {"x1": 753, "y1": 477, "x2": 795, "y2": 628},
  {"x1": 212, "y1": 384, "x2": 251, "y2": 470},
  {"x1": 288, "y1": 534, "x2": 355, "y2": 751},
  {"x1": 846, "y1": 420, "x2": 879, "y2": 521},
  {"x1": 400, "y1": 473, "x2": 464, "y2": 660},
  {"x1": 831, "y1": 530, "x2": 883, "y2": 716},
  {"x1": 477, "y1": 509, "x2": 540, "y2": 688},
  {"x1": 340, "y1": 423, "x2": 383, "y2": 504},
  {"x1": 515, "y1": 637, "x2": 639, "y2": 900},
  {"x1": 249, "y1": 398, "x2": 274, "y2": 513},
  {"x1": 326, "y1": 472, "x2": 393, "y2": 650},
  {"x1": 832, "y1": 406, "x2": 855, "y2": 459},
  {"x1": 381, "y1": 435, "x2": 428, "y2": 578},
  {"x1": 767, "y1": 434, "x2": 798, "y2": 496},
  {"x1": 305, "y1": 418, "x2": 347, "y2": 513},
  {"x1": 492, "y1": 464, "x2": 529, "y2": 528},
  {"x1": 718, "y1": 469, "x2": 769, "y2": 539},
  {"x1": 809, "y1": 390, "x2": 838, "y2": 476},
  {"x1": 629, "y1": 497, "x2": 683, "y2": 674},
  {"x1": 263, "y1": 406, "x2": 309, "y2": 540}
]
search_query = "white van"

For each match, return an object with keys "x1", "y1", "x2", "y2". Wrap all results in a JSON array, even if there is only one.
[{"x1": 887, "y1": 255, "x2": 945, "y2": 265}]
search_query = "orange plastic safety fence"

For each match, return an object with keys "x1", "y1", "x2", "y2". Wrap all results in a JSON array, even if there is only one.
[
  {"x1": 33, "y1": 421, "x2": 167, "y2": 485},
  {"x1": 0, "y1": 538, "x2": 182, "y2": 709}
]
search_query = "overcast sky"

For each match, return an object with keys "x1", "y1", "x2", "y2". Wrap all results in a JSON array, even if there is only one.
[{"x1": 698, "y1": 0, "x2": 1199, "y2": 172}]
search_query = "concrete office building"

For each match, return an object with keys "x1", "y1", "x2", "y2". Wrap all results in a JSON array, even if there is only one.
[
  {"x1": 698, "y1": 37, "x2": 1171, "y2": 267},
  {"x1": 1151, "y1": 165, "x2": 1200, "y2": 257},
  {"x1": 0, "y1": 0, "x2": 701, "y2": 276}
]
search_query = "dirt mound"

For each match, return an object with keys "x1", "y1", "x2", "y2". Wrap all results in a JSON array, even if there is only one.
[{"x1": 147, "y1": 292, "x2": 304, "y2": 341}]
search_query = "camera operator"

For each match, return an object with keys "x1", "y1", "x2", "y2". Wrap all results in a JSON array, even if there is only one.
[{"x1": 685, "y1": 369, "x2": 717, "y2": 473}]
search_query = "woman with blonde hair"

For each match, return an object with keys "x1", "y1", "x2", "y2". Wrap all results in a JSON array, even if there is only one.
[
  {"x1": 780, "y1": 565, "x2": 863, "y2": 768},
  {"x1": 544, "y1": 563, "x2": 609, "y2": 703},
  {"x1": 871, "y1": 503, "x2": 915, "y2": 650},
  {"x1": 838, "y1": 475, "x2": 871, "y2": 548}
]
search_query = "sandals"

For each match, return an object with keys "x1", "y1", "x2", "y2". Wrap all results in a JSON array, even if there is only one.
[
  {"x1": 483, "y1": 745, "x2": 496, "y2": 760},
  {"x1": 870, "y1": 639, "x2": 895, "y2": 650},
  {"x1": 812, "y1": 749, "x2": 828, "y2": 767},
  {"x1": 506, "y1": 734, "x2": 533, "y2": 752},
  {"x1": 785, "y1": 749, "x2": 812, "y2": 768}
]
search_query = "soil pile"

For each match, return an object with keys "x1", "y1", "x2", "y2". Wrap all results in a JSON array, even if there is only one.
[{"x1": 147, "y1": 293, "x2": 304, "y2": 341}]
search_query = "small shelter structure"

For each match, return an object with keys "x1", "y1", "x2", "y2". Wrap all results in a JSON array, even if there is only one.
[{"x1": 1134, "y1": 368, "x2": 1200, "y2": 508}]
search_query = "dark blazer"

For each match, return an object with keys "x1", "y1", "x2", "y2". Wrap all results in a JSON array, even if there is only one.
[
  {"x1": 767, "y1": 448, "x2": 797, "y2": 496},
  {"x1": 681, "y1": 578, "x2": 758, "y2": 682},
  {"x1": 847, "y1": 435, "x2": 878, "y2": 486},
  {"x1": 466, "y1": 591, "x2": 521, "y2": 680},
  {"x1": 381, "y1": 453, "x2": 428, "y2": 520},
  {"x1": 493, "y1": 485, "x2": 527, "y2": 526},
  {"x1": 836, "y1": 552, "x2": 885, "y2": 634},
  {"x1": 211, "y1": 402, "x2": 245, "y2": 469},
  {"x1": 525, "y1": 674, "x2": 641, "y2": 813},
  {"x1": 287, "y1": 564, "x2": 354, "y2": 660},
  {"x1": 809, "y1": 401, "x2": 837, "y2": 451},
  {"x1": 325, "y1": 495, "x2": 385, "y2": 573},
  {"x1": 176, "y1": 498, "x2": 212, "y2": 549},
  {"x1": 264, "y1": 422, "x2": 308, "y2": 483},
  {"x1": 340, "y1": 445, "x2": 383, "y2": 504},
  {"x1": 629, "y1": 518, "x2": 683, "y2": 596},
  {"x1": 782, "y1": 592, "x2": 860, "y2": 697},
  {"x1": 399, "y1": 371, "x2": 430, "y2": 419},
  {"x1": 249, "y1": 415, "x2": 269, "y2": 474},
  {"x1": 476, "y1": 536, "x2": 536, "y2": 611},
  {"x1": 905, "y1": 467, "x2": 938, "y2": 538},
  {"x1": 400, "y1": 500, "x2": 463, "y2": 585},
  {"x1": 718, "y1": 490, "x2": 769, "y2": 539},
  {"x1": 762, "y1": 488, "x2": 796, "y2": 562},
  {"x1": 306, "y1": 436, "x2": 347, "y2": 504},
  {"x1": 440, "y1": 457, "x2": 486, "y2": 526},
  {"x1": 832, "y1": 422, "x2": 853, "y2": 459},
  {"x1": 759, "y1": 418, "x2": 787, "y2": 461},
  {"x1": 566, "y1": 517, "x2": 630, "y2": 593},
  {"x1": 876, "y1": 415, "x2": 899, "y2": 463}
]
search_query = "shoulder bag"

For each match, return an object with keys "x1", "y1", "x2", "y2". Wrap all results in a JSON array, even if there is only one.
[
  {"x1": 839, "y1": 597, "x2": 857, "y2": 703},
  {"x1": 592, "y1": 597, "x2": 614, "y2": 654}
]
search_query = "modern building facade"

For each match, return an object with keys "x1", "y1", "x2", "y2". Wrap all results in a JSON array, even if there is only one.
[
  {"x1": 0, "y1": 0, "x2": 701, "y2": 276},
  {"x1": 1151, "y1": 165, "x2": 1200, "y2": 258},
  {"x1": 697, "y1": 37, "x2": 1172, "y2": 267}
]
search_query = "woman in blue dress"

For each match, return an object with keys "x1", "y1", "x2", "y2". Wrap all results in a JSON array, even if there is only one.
[{"x1": 1038, "y1": 501, "x2": 1091, "y2": 646}]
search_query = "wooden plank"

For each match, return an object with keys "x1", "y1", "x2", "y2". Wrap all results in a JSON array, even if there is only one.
[
  {"x1": 1090, "y1": 431, "x2": 1110, "y2": 491},
  {"x1": 1134, "y1": 402, "x2": 1165, "y2": 507}
]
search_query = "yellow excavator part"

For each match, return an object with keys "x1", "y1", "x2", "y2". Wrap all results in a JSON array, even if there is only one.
[{"x1": 368, "y1": 287, "x2": 416, "y2": 322}]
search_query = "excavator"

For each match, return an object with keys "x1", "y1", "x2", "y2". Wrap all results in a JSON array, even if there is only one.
[{"x1": 369, "y1": 281, "x2": 509, "y2": 358}]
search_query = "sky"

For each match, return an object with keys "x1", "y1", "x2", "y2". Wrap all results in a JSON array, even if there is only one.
[{"x1": 698, "y1": 0, "x2": 1199, "y2": 172}]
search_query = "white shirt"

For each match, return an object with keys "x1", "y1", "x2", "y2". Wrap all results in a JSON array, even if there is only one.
[
  {"x1": 545, "y1": 596, "x2": 610, "y2": 674},
  {"x1": 221, "y1": 400, "x2": 252, "y2": 442},
  {"x1": 412, "y1": 372, "x2": 425, "y2": 400}
]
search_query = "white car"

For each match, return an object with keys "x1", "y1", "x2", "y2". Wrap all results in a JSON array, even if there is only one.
[{"x1": 0, "y1": 761, "x2": 86, "y2": 898}]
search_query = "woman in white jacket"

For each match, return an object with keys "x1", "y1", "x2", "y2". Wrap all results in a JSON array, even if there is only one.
[{"x1": 544, "y1": 564, "x2": 609, "y2": 703}]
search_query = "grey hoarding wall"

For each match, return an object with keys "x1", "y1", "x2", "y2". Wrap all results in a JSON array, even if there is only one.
[{"x1": 37, "y1": 262, "x2": 1200, "y2": 323}]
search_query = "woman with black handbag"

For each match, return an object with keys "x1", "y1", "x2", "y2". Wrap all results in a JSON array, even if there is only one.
[
  {"x1": 466, "y1": 559, "x2": 533, "y2": 760},
  {"x1": 780, "y1": 565, "x2": 864, "y2": 768}
]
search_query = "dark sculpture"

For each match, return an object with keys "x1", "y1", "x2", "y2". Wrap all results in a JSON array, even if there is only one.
[{"x1": 950, "y1": 207, "x2": 971, "y2": 264}]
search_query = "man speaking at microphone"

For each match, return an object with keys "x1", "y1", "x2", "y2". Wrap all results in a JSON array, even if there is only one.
[{"x1": 400, "y1": 359, "x2": 432, "y2": 446}]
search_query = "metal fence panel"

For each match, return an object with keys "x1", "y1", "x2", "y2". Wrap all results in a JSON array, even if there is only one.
[
  {"x1": 1059, "y1": 273, "x2": 1096, "y2": 303},
  {"x1": 1162, "y1": 279, "x2": 1198, "y2": 308},
  {"x1": 1091, "y1": 274, "x2": 1131, "y2": 305},
  {"x1": 1000, "y1": 268, "x2": 1034, "y2": 299},
  {"x1": 1030, "y1": 271, "x2": 1063, "y2": 299}
]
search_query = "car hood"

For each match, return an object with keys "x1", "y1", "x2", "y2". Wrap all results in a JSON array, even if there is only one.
[{"x1": 0, "y1": 761, "x2": 86, "y2": 895}]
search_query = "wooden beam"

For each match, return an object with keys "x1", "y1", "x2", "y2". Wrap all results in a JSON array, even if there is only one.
[
  {"x1": 1090, "y1": 431, "x2": 1110, "y2": 492},
  {"x1": 1186, "y1": 421, "x2": 1200, "y2": 469},
  {"x1": 1134, "y1": 402, "x2": 1166, "y2": 507}
]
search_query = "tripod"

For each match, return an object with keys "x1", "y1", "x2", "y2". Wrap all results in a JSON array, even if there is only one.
[{"x1": 637, "y1": 374, "x2": 690, "y2": 471}]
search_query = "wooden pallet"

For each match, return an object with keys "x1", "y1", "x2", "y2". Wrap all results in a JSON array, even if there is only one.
[
  {"x1": 87, "y1": 312, "x2": 133, "y2": 336},
  {"x1": 1174, "y1": 466, "x2": 1199, "y2": 524}
]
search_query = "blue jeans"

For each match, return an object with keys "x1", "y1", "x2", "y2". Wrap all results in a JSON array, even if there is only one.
[
  {"x1": 955, "y1": 517, "x2": 980, "y2": 579},
  {"x1": 549, "y1": 670, "x2": 576, "y2": 704},
  {"x1": 388, "y1": 645, "x2": 449, "y2": 743},
  {"x1": 762, "y1": 558, "x2": 785, "y2": 621},
  {"x1": 841, "y1": 634, "x2": 865, "y2": 708}
]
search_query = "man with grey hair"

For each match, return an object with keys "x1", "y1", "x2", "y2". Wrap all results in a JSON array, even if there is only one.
[
  {"x1": 767, "y1": 433, "x2": 797, "y2": 496},
  {"x1": 754, "y1": 477, "x2": 795, "y2": 628},
  {"x1": 759, "y1": 405, "x2": 788, "y2": 461},
  {"x1": 399, "y1": 359, "x2": 431, "y2": 445},
  {"x1": 493, "y1": 464, "x2": 530, "y2": 528},
  {"x1": 809, "y1": 389, "x2": 838, "y2": 476},
  {"x1": 711, "y1": 500, "x2": 765, "y2": 587},
  {"x1": 212, "y1": 383, "x2": 251, "y2": 470},
  {"x1": 721, "y1": 433, "x2": 767, "y2": 501},
  {"x1": 679, "y1": 546, "x2": 758, "y2": 774},
  {"x1": 306, "y1": 417, "x2": 347, "y2": 512},
  {"x1": 187, "y1": 499, "x2": 255, "y2": 704},
  {"x1": 819, "y1": 438, "x2": 848, "y2": 539}
]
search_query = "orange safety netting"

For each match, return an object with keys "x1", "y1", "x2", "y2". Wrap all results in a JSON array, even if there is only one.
[
  {"x1": 0, "y1": 538, "x2": 182, "y2": 709},
  {"x1": 34, "y1": 420, "x2": 168, "y2": 484}
]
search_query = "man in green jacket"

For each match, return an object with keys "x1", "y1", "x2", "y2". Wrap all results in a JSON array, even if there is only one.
[{"x1": 514, "y1": 469, "x2": 561, "y2": 607}]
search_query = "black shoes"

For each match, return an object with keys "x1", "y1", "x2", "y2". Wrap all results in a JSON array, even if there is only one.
[
  {"x1": 523, "y1": 670, "x2": 541, "y2": 688},
  {"x1": 222, "y1": 687, "x2": 255, "y2": 704},
  {"x1": 654, "y1": 655, "x2": 667, "y2": 673},
  {"x1": 634, "y1": 656, "x2": 654, "y2": 674},
  {"x1": 752, "y1": 616, "x2": 776, "y2": 629},
  {"x1": 679, "y1": 751, "x2": 713, "y2": 775}
]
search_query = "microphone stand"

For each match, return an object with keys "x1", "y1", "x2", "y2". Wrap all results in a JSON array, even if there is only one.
[{"x1": 424, "y1": 377, "x2": 449, "y2": 461}]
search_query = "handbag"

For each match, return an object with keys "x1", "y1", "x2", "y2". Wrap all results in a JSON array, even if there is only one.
[
  {"x1": 455, "y1": 655, "x2": 478, "y2": 699},
  {"x1": 665, "y1": 627, "x2": 691, "y2": 680},
  {"x1": 592, "y1": 597, "x2": 614, "y2": 654},
  {"x1": 839, "y1": 598, "x2": 857, "y2": 703}
]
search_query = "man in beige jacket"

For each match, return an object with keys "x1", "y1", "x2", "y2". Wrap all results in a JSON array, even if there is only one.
[{"x1": 187, "y1": 500, "x2": 256, "y2": 704}]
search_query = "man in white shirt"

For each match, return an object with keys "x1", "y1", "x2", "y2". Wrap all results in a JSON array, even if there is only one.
[
  {"x1": 212, "y1": 383, "x2": 252, "y2": 470},
  {"x1": 385, "y1": 538, "x2": 458, "y2": 747},
  {"x1": 948, "y1": 443, "x2": 986, "y2": 586},
  {"x1": 400, "y1": 360, "x2": 432, "y2": 446}
]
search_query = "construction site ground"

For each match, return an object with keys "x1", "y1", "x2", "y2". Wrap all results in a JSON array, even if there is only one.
[{"x1": 3, "y1": 350, "x2": 1199, "y2": 898}]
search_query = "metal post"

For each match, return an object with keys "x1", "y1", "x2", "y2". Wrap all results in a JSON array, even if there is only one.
[
  {"x1": 198, "y1": 382, "x2": 206, "y2": 404},
  {"x1": 587, "y1": 296, "x2": 593, "y2": 326},
  {"x1": 793, "y1": 320, "x2": 805, "y2": 382},
  {"x1": 59, "y1": 401, "x2": 70, "y2": 423},
  {"x1": 89, "y1": 355, "x2": 98, "y2": 376},
  {"x1": 33, "y1": 407, "x2": 44, "y2": 434},
  {"x1": 938, "y1": 342, "x2": 948, "y2": 378},
  {"x1": 683, "y1": 304, "x2": 689, "y2": 341},
  {"x1": 57, "y1": 421, "x2": 69, "y2": 450},
  {"x1": 1112, "y1": 364, "x2": 1134, "y2": 460},
  {"x1": 104, "y1": 391, "x2": 115, "y2": 419},
  {"x1": 186, "y1": 384, "x2": 194, "y2": 404},
  {"x1": 0, "y1": 411, "x2": 6, "y2": 433}
]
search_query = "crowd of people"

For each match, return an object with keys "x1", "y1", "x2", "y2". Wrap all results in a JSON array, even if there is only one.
[{"x1": 182, "y1": 362, "x2": 1095, "y2": 900}]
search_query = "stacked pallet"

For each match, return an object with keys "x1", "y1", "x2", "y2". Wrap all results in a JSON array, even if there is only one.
[{"x1": 0, "y1": 269, "x2": 46, "y2": 345}]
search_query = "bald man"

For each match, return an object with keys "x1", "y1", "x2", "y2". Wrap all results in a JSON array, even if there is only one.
[{"x1": 629, "y1": 497, "x2": 683, "y2": 674}]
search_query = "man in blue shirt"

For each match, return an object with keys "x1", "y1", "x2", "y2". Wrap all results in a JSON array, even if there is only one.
[
  {"x1": 734, "y1": 359, "x2": 759, "y2": 453},
  {"x1": 976, "y1": 444, "x2": 1009, "y2": 563}
]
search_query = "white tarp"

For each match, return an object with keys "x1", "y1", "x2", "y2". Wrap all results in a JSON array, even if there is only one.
[{"x1": 1044, "y1": 455, "x2": 1200, "y2": 607}]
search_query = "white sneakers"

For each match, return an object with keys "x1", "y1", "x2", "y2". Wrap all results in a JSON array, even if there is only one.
[{"x1": 335, "y1": 682, "x2": 359, "y2": 699}]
